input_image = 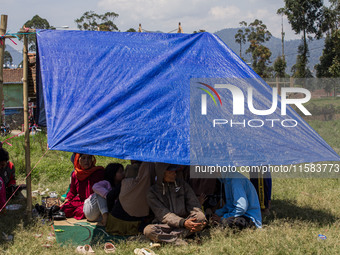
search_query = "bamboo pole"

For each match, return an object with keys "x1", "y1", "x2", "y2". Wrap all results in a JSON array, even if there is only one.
[
  {"x1": 276, "y1": 77, "x2": 281, "y2": 96},
  {"x1": 23, "y1": 33, "x2": 32, "y2": 217},
  {"x1": 0, "y1": 15, "x2": 8, "y2": 125}
]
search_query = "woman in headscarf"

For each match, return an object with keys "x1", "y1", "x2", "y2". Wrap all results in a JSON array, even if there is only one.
[{"x1": 61, "y1": 153, "x2": 104, "y2": 219}]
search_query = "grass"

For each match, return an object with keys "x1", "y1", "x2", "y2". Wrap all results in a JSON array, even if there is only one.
[
  {"x1": 1, "y1": 178, "x2": 339, "y2": 254},
  {"x1": 0, "y1": 117, "x2": 339, "y2": 254},
  {"x1": 306, "y1": 97, "x2": 340, "y2": 108},
  {"x1": 308, "y1": 119, "x2": 340, "y2": 155}
]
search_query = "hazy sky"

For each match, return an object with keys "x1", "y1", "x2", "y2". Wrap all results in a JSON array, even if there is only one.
[{"x1": 1, "y1": 0, "x2": 302, "y2": 51}]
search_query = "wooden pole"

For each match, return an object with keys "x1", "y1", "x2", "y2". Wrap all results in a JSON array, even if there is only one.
[
  {"x1": 290, "y1": 77, "x2": 294, "y2": 87},
  {"x1": 0, "y1": 15, "x2": 8, "y2": 125},
  {"x1": 276, "y1": 77, "x2": 281, "y2": 96},
  {"x1": 281, "y1": 14, "x2": 285, "y2": 61},
  {"x1": 23, "y1": 34, "x2": 32, "y2": 217}
]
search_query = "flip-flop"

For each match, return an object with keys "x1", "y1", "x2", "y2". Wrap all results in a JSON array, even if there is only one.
[
  {"x1": 104, "y1": 242, "x2": 116, "y2": 253},
  {"x1": 76, "y1": 244, "x2": 95, "y2": 253},
  {"x1": 134, "y1": 248, "x2": 156, "y2": 255},
  {"x1": 150, "y1": 243, "x2": 161, "y2": 248}
]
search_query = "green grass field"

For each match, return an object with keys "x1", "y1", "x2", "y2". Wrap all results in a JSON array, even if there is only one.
[
  {"x1": 307, "y1": 97, "x2": 340, "y2": 108},
  {"x1": 0, "y1": 113, "x2": 339, "y2": 254}
]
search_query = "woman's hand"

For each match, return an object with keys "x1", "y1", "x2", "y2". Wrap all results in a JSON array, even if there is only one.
[{"x1": 59, "y1": 199, "x2": 69, "y2": 207}]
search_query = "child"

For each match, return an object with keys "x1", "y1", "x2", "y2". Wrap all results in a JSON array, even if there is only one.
[
  {"x1": 0, "y1": 148, "x2": 18, "y2": 199},
  {"x1": 83, "y1": 163, "x2": 124, "y2": 225}
]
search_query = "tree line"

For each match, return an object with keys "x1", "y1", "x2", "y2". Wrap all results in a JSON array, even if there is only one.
[
  {"x1": 5, "y1": 0, "x2": 340, "y2": 84},
  {"x1": 235, "y1": 0, "x2": 339, "y2": 80}
]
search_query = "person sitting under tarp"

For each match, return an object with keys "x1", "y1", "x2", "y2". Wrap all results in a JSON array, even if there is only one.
[
  {"x1": 83, "y1": 163, "x2": 124, "y2": 226},
  {"x1": 181, "y1": 166, "x2": 225, "y2": 220},
  {"x1": 0, "y1": 148, "x2": 25, "y2": 199},
  {"x1": 60, "y1": 153, "x2": 104, "y2": 220},
  {"x1": 249, "y1": 166, "x2": 272, "y2": 215},
  {"x1": 105, "y1": 161, "x2": 155, "y2": 236},
  {"x1": 143, "y1": 163, "x2": 207, "y2": 244},
  {"x1": 211, "y1": 171, "x2": 262, "y2": 230}
]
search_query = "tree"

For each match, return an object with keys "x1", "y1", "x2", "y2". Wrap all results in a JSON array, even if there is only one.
[
  {"x1": 329, "y1": 56, "x2": 340, "y2": 77},
  {"x1": 328, "y1": 31, "x2": 340, "y2": 96},
  {"x1": 75, "y1": 11, "x2": 119, "y2": 31},
  {"x1": 4, "y1": 50, "x2": 13, "y2": 67},
  {"x1": 273, "y1": 56, "x2": 287, "y2": 78},
  {"x1": 320, "y1": 0, "x2": 339, "y2": 35},
  {"x1": 316, "y1": 1, "x2": 340, "y2": 77},
  {"x1": 126, "y1": 28, "x2": 136, "y2": 32},
  {"x1": 234, "y1": 21, "x2": 248, "y2": 58},
  {"x1": 21, "y1": 15, "x2": 52, "y2": 51},
  {"x1": 244, "y1": 19, "x2": 272, "y2": 78},
  {"x1": 315, "y1": 33, "x2": 337, "y2": 77},
  {"x1": 291, "y1": 43, "x2": 313, "y2": 78},
  {"x1": 315, "y1": 1, "x2": 340, "y2": 96},
  {"x1": 278, "y1": 0, "x2": 324, "y2": 78}
]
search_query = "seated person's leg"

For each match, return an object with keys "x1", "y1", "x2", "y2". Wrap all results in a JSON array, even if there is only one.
[
  {"x1": 83, "y1": 194, "x2": 101, "y2": 222},
  {"x1": 73, "y1": 204, "x2": 85, "y2": 220},
  {"x1": 96, "y1": 194, "x2": 109, "y2": 225},
  {"x1": 61, "y1": 203, "x2": 76, "y2": 218},
  {"x1": 144, "y1": 224, "x2": 178, "y2": 243},
  {"x1": 61, "y1": 198, "x2": 83, "y2": 218}
]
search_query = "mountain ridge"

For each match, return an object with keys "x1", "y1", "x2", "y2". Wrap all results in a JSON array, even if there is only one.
[{"x1": 214, "y1": 27, "x2": 325, "y2": 75}]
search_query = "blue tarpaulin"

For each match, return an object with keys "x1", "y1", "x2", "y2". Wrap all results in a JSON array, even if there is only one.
[{"x1": 36, "y1": 30, "x2": 340, "y2": 166}]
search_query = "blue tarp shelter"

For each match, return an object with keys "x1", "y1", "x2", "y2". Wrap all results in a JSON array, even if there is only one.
[{"x1": 36, "y1": 30, "x2": 340, "y2": 166}]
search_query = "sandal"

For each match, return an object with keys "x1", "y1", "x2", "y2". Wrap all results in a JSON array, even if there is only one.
[
  {"x1": 134, "y1": 248, "x2": 156, "y2": 255},
  {"x1": 104, "y1": 242, "x2": 116, "y2": 253},
  {"x1": 150, "y1": 243, "x2": 161, "y2": 248},
  {"x1": 76, "y1": 244, "x2": 95, "y2": 253}
]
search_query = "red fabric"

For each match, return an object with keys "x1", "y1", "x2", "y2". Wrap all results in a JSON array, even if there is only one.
[
  {"x1": 61, "y1": 196, "x2": 85, "y2": 219},
  {"x1": 7, "y1": 162, "x2": 16, "y2": 186},
  {"x1": 61, "y1": 169, "x2": 105, "y2": 219},
  {"x1": 73, "y1": 154, "x2": 104, "y2": 181},
  {"x1": 0, "y1": 161, "x2": 16, "y2": 188}
]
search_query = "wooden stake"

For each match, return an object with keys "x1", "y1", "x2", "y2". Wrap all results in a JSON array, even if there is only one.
[
  {"x1": 0, "y1": 15, "x2": 8, "y2": 124},
  {"x1": 23, "y1": 33, "x2": 32, "y2": 217}
]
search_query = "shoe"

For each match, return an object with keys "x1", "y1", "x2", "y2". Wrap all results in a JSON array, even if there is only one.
[
  {"x1": 76, "y1": 244, "x2": 95, "y2": 253},
  {"x1": 150, "y1": 243, "x2": 161, "y2": 249},
  {"x1": 104, "y1": 242, "x2": 116, "y2": 253},
  {"x1": 134, "y1": 248, "x2": 156, "y2": 255},
  {"x1": 52, "y1": 210, "x2": 66, "y2": 221}
]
